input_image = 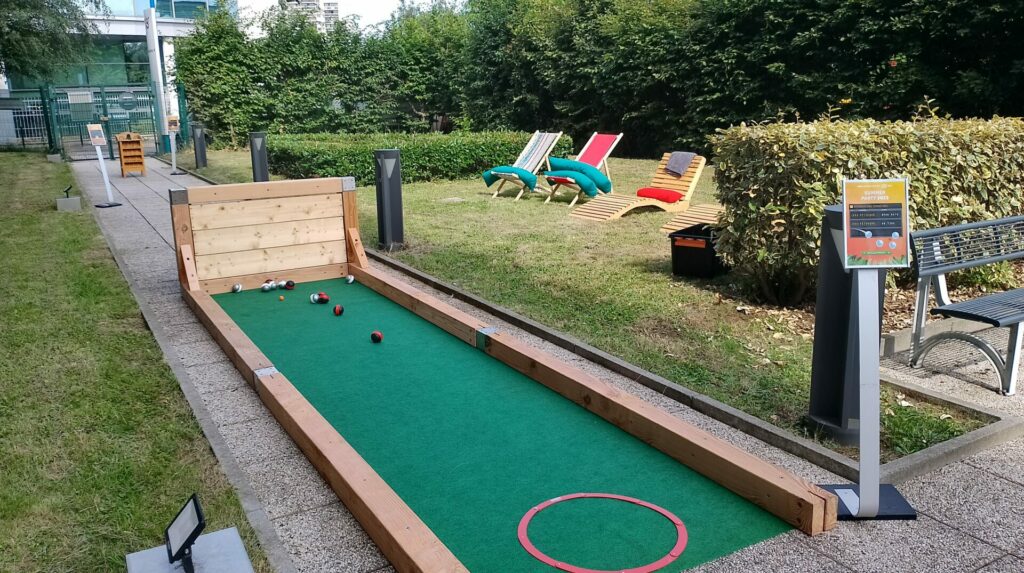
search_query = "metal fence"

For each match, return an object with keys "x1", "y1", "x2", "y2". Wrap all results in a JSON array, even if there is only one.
[
  {"x1": 0, "y1": 96, "x2": 48, "y2": 149},
  {"x1": 1, "y1": 83, "x2": 191, "y2": 160}
]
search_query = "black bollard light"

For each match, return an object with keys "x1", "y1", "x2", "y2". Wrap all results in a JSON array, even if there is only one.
[
  {"x1": 373, "y1": 149, "x2": 404, "y2": 250},
  {"x1": 192, "y1": 123, "x2": 207, "y2": 169},
  {"x1": 249, "y1": 132, "x2": 269, "y2": 182}
]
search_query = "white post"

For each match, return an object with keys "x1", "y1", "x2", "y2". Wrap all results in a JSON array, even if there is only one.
[
  {"x1": 170, "y1": 137, "x2": 178, "y2": 172},
  {"x1": 855, "y1": 268, "x2": 881, "y2": 518},
  {"x1": 96, "y1": 145, "x2": 115, "y2": 203},
  {"x1": 146, "y1": 8, "x2": 169, "y2": 150}
]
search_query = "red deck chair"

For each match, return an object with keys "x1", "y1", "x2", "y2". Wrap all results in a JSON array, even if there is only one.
[{"x1": 544, "y1": 132, "x2": 623, "y2": 207}]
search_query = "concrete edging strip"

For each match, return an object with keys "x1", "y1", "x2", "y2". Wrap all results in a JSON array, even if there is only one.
[{"x1": 366, "y1": 249, "x2": 1024, "y2": 484}]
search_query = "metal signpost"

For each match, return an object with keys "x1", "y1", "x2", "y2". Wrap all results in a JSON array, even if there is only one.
[
  {"x1": 820, "y1": 178, "x2": 915, "y2": 520},
  {"x1": 89, "y1": 124, "x2": 121, "y2": 208},
  {"x1": 167, "y1": 115, "x2": 184, "y2": 175}
]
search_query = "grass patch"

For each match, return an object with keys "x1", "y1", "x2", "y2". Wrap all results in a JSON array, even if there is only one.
[
  {"x1": 162, "y1": 147, "x2": 284, "y2": 184},
  {"x1": 0, "y1": 152, "x2": 270, "y2": 572},
  {"x1": 189, "y1": 148, "x2": 989, "y2": 461}
]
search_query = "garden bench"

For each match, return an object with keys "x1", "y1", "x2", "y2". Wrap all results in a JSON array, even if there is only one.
[{"x1": 910, "y1": 215, "x2": 1024, "y2": 395}]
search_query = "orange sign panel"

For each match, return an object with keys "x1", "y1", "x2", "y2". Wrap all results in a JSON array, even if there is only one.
[
  {"x1": 87, "y1": 124, "x2": 106, "y2": 147},
  {"x1": 843, "y1": 178, "x2": 910, "y2": 269}
]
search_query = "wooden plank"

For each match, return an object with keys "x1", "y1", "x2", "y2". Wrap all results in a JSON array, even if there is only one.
[
  {"x1": 183, "y1": 289, "x2": 272, "y2": 383},
  {"x1": 180, "y1": 244, "x2": 200, "y2": 292},
  {"x1": 190, "y1": 193, "x2": 344, "y2": 231},
  {"x1": 341, "y1": 189, "x2": 369, "y2": 268},
  {"x1": 187, "y1": 178, "x2": 343, "y2": 204},
  {"x1": 346, "y1": 227, "x2": 370, "y2": 269},
  {"x1": 170, "y1": 201, "x2": 196, "y2": 291},
  {"x1": 480, "y1": 330, "x2": 835, "y2": 535},
  {"x1": 199, "y1": 263, "x2": 348, "y2": 294},
  {"x1": 350, "y1": 265, "x2": 486, "y2": 345},
  {"x1": 358, "y1": 265, "x2": 836, "y2": 535},
  {"x1": 195, "y1": 240, "x2": 347, "y2": 281},
  {"x1": 192, "y1": 217, "x2": 346, "y2": 256},
  {"x1": 255, "y1": 371, "x2": 467, "y2": 573}
]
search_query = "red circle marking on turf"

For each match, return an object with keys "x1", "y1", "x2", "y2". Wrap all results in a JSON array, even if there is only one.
[{"x1": 517, "y1": 493, "x2": 688, "y2": 573}]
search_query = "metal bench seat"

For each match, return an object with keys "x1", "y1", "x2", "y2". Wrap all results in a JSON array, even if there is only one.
[
  {"x1": 911, "y1": 215, "x2": 1024, "y2": 395},
  {"x1": 931, "y1": 288, "x2": 1024, "y2": 327}
]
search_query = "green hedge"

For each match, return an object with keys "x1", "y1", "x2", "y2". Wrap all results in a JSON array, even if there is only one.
[
  {"x1": 713, "y1": 117, "x2": 1024, "y2": 305},
  {"x1": 267, "y1": 131, "x2": 573, "y2": 185}
]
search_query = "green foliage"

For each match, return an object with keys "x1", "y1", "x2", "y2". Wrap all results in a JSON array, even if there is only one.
[
  {"x1": 175, "y1": 0, "x2": 1024, "y2": 155},
  {"x1": 0, "y1": 0, "x2": 102, "y2": 79},
  {"x1": 267, "y1": 131, "x2": 572, "y2": 184},
  {"x1": 713, "y1": 117, "x2": 1024, "y2": 305},
  {"x1": 380, "y1": 1, "x2": 469, "y2": 130},
  {"x1": 173, "y1": 9, "x2": 265, "y2": 147}
]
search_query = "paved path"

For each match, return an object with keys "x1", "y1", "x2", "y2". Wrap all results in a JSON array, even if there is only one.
[{"x1": 72, "y1": 157, "x2": 1024, "y2": 573}]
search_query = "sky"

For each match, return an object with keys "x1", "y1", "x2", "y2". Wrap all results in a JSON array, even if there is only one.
[{"x1": 237, "y1": 0, "x2": 404, "y2": 28}]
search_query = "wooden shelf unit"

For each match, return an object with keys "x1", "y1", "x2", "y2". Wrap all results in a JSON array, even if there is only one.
[{"x1": 115, "y1": 132, "x2": 146, "y2": 177}]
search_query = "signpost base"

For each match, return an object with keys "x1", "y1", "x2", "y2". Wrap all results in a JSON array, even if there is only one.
[{"x1": 819, "y1": 484, "x2": 916, "y2": 520}]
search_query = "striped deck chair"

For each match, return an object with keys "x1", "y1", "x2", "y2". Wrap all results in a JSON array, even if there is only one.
[
  {"x1": 488, "y1": 131, "x2": 563, "y2": 200},
  {"x1": 544, "y1": 132, "x2": 623, "y2": 207},
  {"x1": 570, "y1": 152, "x2": 707, "y2": 222}
]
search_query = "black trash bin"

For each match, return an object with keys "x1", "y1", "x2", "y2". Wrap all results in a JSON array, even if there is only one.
[{"x1": 668, "y1": 224, "x2": 727, "y2": 278}]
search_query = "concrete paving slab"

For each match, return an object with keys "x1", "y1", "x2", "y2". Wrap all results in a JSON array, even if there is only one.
[
  {"x1": 692, "y1": 532, "x2": 852, "y2": 572},
  {"x1": 272, "y1": 503, "x2": 387, "y2": 573},
  {"x1": 975, "y1": 554, "x2": 1024, "y2": 572},
  {"x1": 174, "y1": 339, "x2": 230, "y2": 369},
  {"x1": 219, "y1": 416, "x2": 301, "y2": 468},
  {"x1": 244, "y1": 453, "x2": 337, "y2": 520},
  {"x1": 162, "y1": 322, "x2": 215, "y2": 347},
  {"x1": 185, "y1": 361, "x2": 248, "y2": 396},
  {"x1": 803, "y1": 514, "x2": 1002, "y2": 572},
  {"x1": 964, "y1": 438, "x2": 1024, "y2": 488},
  {"x1": 900, "y1": 462, "x2": 1024, "y2": 552},
  {"x1": 145, "y1": 299, "x2": 199, "y2": 327},
  {"x1": 201, "y1": 385, "x2": 269, "y2": 428}
]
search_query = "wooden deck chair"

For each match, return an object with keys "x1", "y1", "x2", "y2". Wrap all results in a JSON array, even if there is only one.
[
  {"x1": 570, "y1": 152, "x2": 707, "y2": 222},
  {"x1": 489, "y1": 131, "x2": 563, "y2": 200},
  {"x1": 659, "y1": 204, "x2": 725, "y2": 234},
  {"x1": 545, "y1": 132, "x2": 623, "y2": 207}
]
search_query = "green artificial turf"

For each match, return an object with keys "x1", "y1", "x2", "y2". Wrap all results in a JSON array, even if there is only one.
[{"x1": 215, "y1": 278, "x2": 790, "y2": 571}]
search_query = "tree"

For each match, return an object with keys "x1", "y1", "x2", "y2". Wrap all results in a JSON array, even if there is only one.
[
  {"x1": 378, "y1": 1, "x2": 468, "y2": 130},
  {"x1": 173, "y1": 9, "x2": 266, "y2": 146},
  {"x1": 0, "y1": 0, "x2": 103, "y2": 79}
]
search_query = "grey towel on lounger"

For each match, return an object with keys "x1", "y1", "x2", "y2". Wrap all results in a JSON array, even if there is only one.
[{"x1": 665, "y1": 151, "x2": 696, "y2": 176}]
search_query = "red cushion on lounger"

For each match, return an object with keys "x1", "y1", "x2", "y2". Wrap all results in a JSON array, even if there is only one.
[
  {"x1": 636, "y1": 187, "x2": 684, "y2": 203},
  {"x1": 547, "y1": 175, "x2": 577, "y2": 185}
]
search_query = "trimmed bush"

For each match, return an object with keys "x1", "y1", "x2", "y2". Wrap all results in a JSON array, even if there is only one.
[
  {"x1": 713, "y1": 117, "x2": 1024, "y2": 305},
  {"x1": 267, "y1": 131, "x2": 573, "y2": 185}
]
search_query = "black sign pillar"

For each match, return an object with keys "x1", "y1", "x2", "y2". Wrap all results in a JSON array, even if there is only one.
[
  {"x1": 192, "y1": 123, "x2": 207, "y2": 169},
  {"x1": 374, "y1": 149, "x2": 404, "y2": 250},
  {"x1": 807, "y1": 206, "x2": 886, "y2": 445},
  {"x1": 249, "y1": 132, "x2": 269, "y2": 182}
]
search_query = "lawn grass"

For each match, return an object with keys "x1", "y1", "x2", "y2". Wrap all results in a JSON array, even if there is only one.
[
  {"x1": 0, "y1": 152, "x2": 271, "y2": 572},
  {"x1": 182, "y1": 148, "x2": 985, "y2": 461},
  {"x1": 165, "y1": 147, "x2": 284, "y2": 184}
]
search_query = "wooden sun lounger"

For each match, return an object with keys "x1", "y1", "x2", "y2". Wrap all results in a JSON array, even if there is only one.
[
  {"x1": 659, "y1": 203, "x2": 725, "y2": 234},
  {"x1": 569, "y1": 152, "x2": 706, "y2": 222}
]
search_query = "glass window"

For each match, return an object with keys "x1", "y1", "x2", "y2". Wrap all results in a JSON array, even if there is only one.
[
  {"x1": 156, "y1": 0, "x2": 173, "y2": 17},
  {"x1": 172, "y1": 1, "x2": 210, "y2": 19},
  {"x1": 134, "y1": 0, "x2": 153, "y2": 15}
]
